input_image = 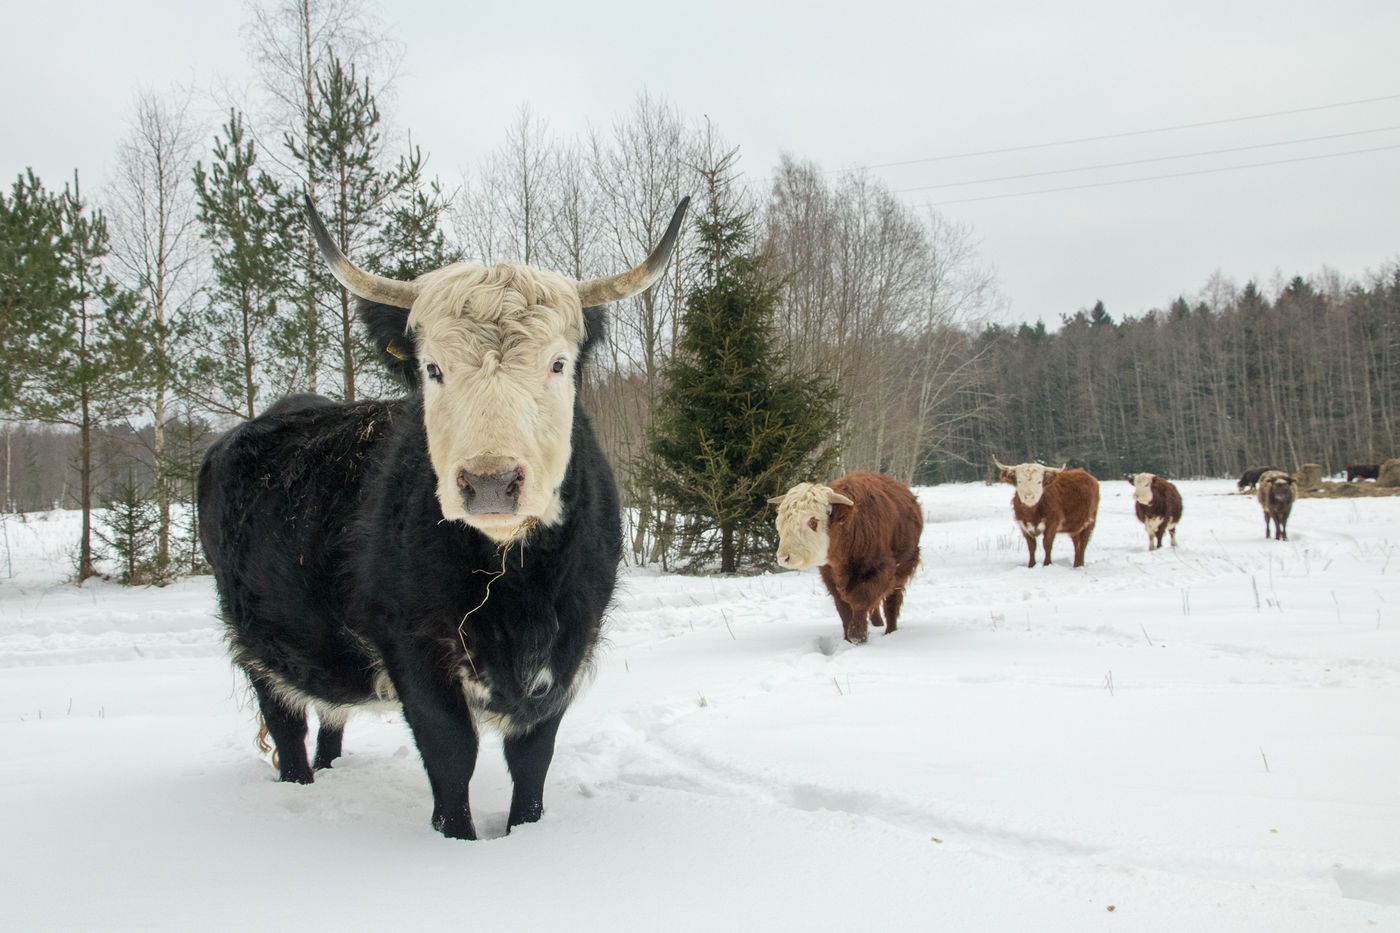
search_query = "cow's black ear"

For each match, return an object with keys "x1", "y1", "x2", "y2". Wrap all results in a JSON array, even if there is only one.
[
  {"x1": 575, "y1": 305, "x2": 607, "y2": 389},
  {"x1": 358, "y1": 300, "x2": 419, "y2": 389}
]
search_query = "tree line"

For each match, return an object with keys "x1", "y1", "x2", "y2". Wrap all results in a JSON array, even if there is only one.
[{"x1": 937, "y1": 272, "x2": 1400, "y2": 484}]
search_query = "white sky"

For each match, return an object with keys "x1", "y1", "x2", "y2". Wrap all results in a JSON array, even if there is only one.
[{"x1": 4, "y1": 0, "x2": 1398, "y2": 325}]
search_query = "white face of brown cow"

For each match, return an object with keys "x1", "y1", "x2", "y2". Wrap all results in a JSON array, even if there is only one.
[
  {"x1": 1131, "y1": 473, "x2": 1155, "y2": 505},
  {"x1": 772, "y1": 483, "x2": 841, "y2": 570},
  {"x1": 408, "y1": 262, "x2": 585, "y2": 543},
  {"x1": 1002, "y1": 463, "x2": 1057, "y2": 507}
]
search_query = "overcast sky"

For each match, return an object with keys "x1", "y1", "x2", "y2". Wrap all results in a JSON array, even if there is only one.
[{"x1": 4, "y1": 0, "x2": 1397, "y2": 326}]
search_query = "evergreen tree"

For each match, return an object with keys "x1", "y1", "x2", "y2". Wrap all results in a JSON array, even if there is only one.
[
  {"x1": 0, "y1": 170, "x2": 67, "y2": 413},
  {"x1": 643, "y1": 144, "x2": 838, "y2": 573},
  {"x1": 95, "y1": 469, "x2": 160, "y2": 585},
  {"x1": 192, "y1": 110, "x2": 297, "y2": 420},
  {"x1": 17, "y1": 172, "x2": 145, "y2": 581},
  {"x1": 374, "y1": 139, "x2": 459, "y2": 281},
  {"x1": 292, "y1": 54, "x2": 422, "y2": 401}
]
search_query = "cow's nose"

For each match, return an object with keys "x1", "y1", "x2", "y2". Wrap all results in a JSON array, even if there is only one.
[
  {"x1": 458, "y1": 466, "x2": 524, "y2": 514},
  {"x1": 777, "y1": 553, "x2": 791, "y2": 567}
]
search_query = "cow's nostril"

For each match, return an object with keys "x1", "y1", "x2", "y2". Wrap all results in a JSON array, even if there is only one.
[{"x1": 457, "y1": 469, "x2": 475, "y2": 499}]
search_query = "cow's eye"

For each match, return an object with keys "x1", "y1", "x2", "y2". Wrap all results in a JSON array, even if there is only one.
[
  {"x1": 550, "y1": 357, "x2": 566, "y2": 375},
  {"x1": 425, "y1": 362, "x2": 443, "y2": 383},
  {"x1": 807, "y1": 517, "x2": 819, "y2": 531}
]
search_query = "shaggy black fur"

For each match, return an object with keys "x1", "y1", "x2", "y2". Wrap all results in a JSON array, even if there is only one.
[{"x1": 198, "y1": 303, "x2": 619, "y2": 839}]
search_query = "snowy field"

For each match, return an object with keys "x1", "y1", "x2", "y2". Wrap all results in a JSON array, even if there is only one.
[{"x1": 1, "y1": 479, "x2": 1398, "y2": 931}]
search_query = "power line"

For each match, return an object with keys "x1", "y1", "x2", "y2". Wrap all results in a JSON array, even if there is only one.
[
  {"x1": 860, "y1": 92, "x2": 1400, "y2": 172},
  {"x1": 923, "y1": 143, "x2": 1400, "y2": 206},
  {"x1": 898, "y1": 125, "x2": 1400, "y2": 193}
]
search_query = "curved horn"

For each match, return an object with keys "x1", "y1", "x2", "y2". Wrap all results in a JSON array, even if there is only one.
[
  {"x1": 827, "y1": 492, "x2": 855, "y2": 507},
  {"x1": 993, "y1": 456, "x2": 1014, "y2": 472},
  {"x1": 766, "y1": 494, "x2": 788, "y2": 506},
  {"x1": 305, "y1": 195, "x2": 418, "y2": 309},
  {"x1": 577, "y1": 197, "x2": 691, "y2": 306}
]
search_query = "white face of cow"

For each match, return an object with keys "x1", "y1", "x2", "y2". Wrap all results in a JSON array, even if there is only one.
[
  {"x1": 408, "y1": 263, "x2": 585, "y2": 543},
  {"x1": 1131, "y1": 473, "x2": 1155, "y2": 505},
  {"x1": 1003, "y1": 463, "x2": 1055, "y2": 507},
  {"x1": 773, "y1": 483, "x2": 839, "y2": 570}
]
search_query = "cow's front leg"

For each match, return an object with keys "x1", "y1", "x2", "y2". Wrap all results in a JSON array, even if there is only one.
[
  {"x1": 504, "y1": 712, "x2": 564, "y2": 830},
  {"x1": 389, "y1": 659, "x2": 481, "y2": 840}
]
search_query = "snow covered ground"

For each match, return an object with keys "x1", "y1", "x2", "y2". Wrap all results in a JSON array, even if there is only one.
[{"x1": 1, "y1": 480, "x2": 1397, "y2": 931}]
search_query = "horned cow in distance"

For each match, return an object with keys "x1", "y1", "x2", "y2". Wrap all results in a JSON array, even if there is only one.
[
  {"x1": 198, "y1": 195, "x2": 690, "y2": 840},
  {"x1": 770, "y1": 472, "x2": 923, "y2": 645},
  {"x1": 1127, "y1": 472, "x2": 1183, "y2": 550},
  {"x1": 994, "y1": 458, "x2": 1100, "y2": 568}
]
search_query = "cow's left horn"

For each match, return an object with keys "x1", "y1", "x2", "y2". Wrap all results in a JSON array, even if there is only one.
[
  {"x1": 577, "y1": 197, "x2": 691, "y2": 306},
  {"x1": 305, "y1": 195, "x2": 418, "y2": 309}
]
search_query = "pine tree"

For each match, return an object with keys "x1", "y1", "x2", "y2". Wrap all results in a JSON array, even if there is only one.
[
  {"x1": 0, "y1": 170, "x2": 68, "y2": 413},
  {"x1": 292, "y1": 54, "x2": 421, "y2": 401},
  {"x1": 17, "y1": 172, "x2": 145, "y2": 581},
  {"x1": 643, "y1": 144, "x2": 838, "y2": 573},
  {"x1": 192, "y1": 110, "x2": 297, "y2": 420}
]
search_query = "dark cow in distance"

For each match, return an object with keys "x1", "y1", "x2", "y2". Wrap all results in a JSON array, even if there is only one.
[
  {"x1": 198, "y1": 195, "x2": 689, "y2": 839},
  {"x1": 1127, "y1": 472, "x2": 1183, "y2": 550},
  {"x1": 995, "y1": 459, "x2": 1100, "y2": 568},
  {"x1": 1256, "y1": 470, "x2": 1296, "y2": 541},
  {"x1": 1346, "y1": 463, "x2": 1380, "y2": 482},
  {"x1": 770, "y1": 472, "x2": 922, "y2": 644},
  {"x1": 1237, "y1": 466, "x2": 1282, "y2": 491}
]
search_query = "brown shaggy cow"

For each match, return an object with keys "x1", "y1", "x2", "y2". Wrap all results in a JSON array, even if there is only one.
[
  {"x1": 1257, "y1": 470, "x2": 1296, "y2": 540},
  {"x1": 994, "y1": 459, "x2": 1100, "y2": 568},
  {"x1": 1345, "y1": 463, "x2": 1380, "y2": 482},
  {"x1": 1128, "y1": 472, "x2": 1183, "y2": 550},
  {"x1": 770, "y1": 472, "x2": 922, "y2": 645}
]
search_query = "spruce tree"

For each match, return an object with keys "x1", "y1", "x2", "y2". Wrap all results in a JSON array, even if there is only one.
[
  {"x1": 95, "y1": 469, "x2": 160, "y2": 585},
  {"x1": 643, "y1": 145, "x2": 838, "y2": 573}
]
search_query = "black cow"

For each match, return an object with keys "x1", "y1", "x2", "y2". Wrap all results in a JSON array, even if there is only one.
[
  {"x1": 1345, "y1": 463, "x2": 1380, "y2": 482},
  {"x1": 1237, "y1": 466, "x2": 1282, "y2": 491},
  {"x1": 199, "y1": 197, "x2": 688, "y2": 839}
]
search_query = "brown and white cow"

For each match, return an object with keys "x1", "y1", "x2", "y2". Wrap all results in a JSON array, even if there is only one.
[
  {"x1": 1127, "y1": 472, "x2": 1183, "y2": 550},
  {"x1": 770, "y1": 472, "x2": 922, "y2": 644},
  {"x1": 1256, "y1": 470, "x2": 1296, "y2": 540},
  {"x1": 994, "y1": 459, "x2": 1100, "y2": 568}
]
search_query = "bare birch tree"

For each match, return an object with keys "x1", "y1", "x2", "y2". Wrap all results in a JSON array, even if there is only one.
[{"x1": 107, "y1": 87, "x2": 204, "y2": 575}]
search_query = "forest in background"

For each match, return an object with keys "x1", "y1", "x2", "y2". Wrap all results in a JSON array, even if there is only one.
[{"x1": 2, "y1": 0, "x2": 1396, "y2": 580}]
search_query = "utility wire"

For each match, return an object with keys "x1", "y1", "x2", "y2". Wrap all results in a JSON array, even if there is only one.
[
  {"x1": 863, "y1": 92, "x2": 1400, "y2": 171},
  {"x1": 924, "y1": 143, "x2": 1400, "y2": 206},
  {"x1": 899, "y1": 125, "x2": 1400, "y2": 193}
]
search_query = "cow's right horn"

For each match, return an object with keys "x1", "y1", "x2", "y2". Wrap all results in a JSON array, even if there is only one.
[
  {"x1": 305, "y1": 195, "x2": 418, "y2": 310},
  {"x1": 992, "y1": 456, "x2": 1014, "y2": 472}
]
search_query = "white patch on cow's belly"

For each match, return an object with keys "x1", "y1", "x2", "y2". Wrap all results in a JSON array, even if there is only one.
[
  {"x1": 1145, "y1": 516, "x2": 1165, "y2": 534},
  {"x1": 1018, "y1": 520, "x2": 1046, "y2": 536}
]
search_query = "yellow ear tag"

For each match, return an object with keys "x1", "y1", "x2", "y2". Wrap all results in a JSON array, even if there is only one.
[{"x1": 385, "y1": 341, "x2": 408, "y2": 361}]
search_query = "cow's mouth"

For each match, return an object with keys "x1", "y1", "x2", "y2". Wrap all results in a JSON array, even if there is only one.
[{"x1": 466, "y1": 512, "x2": 540, "y2": 544}]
